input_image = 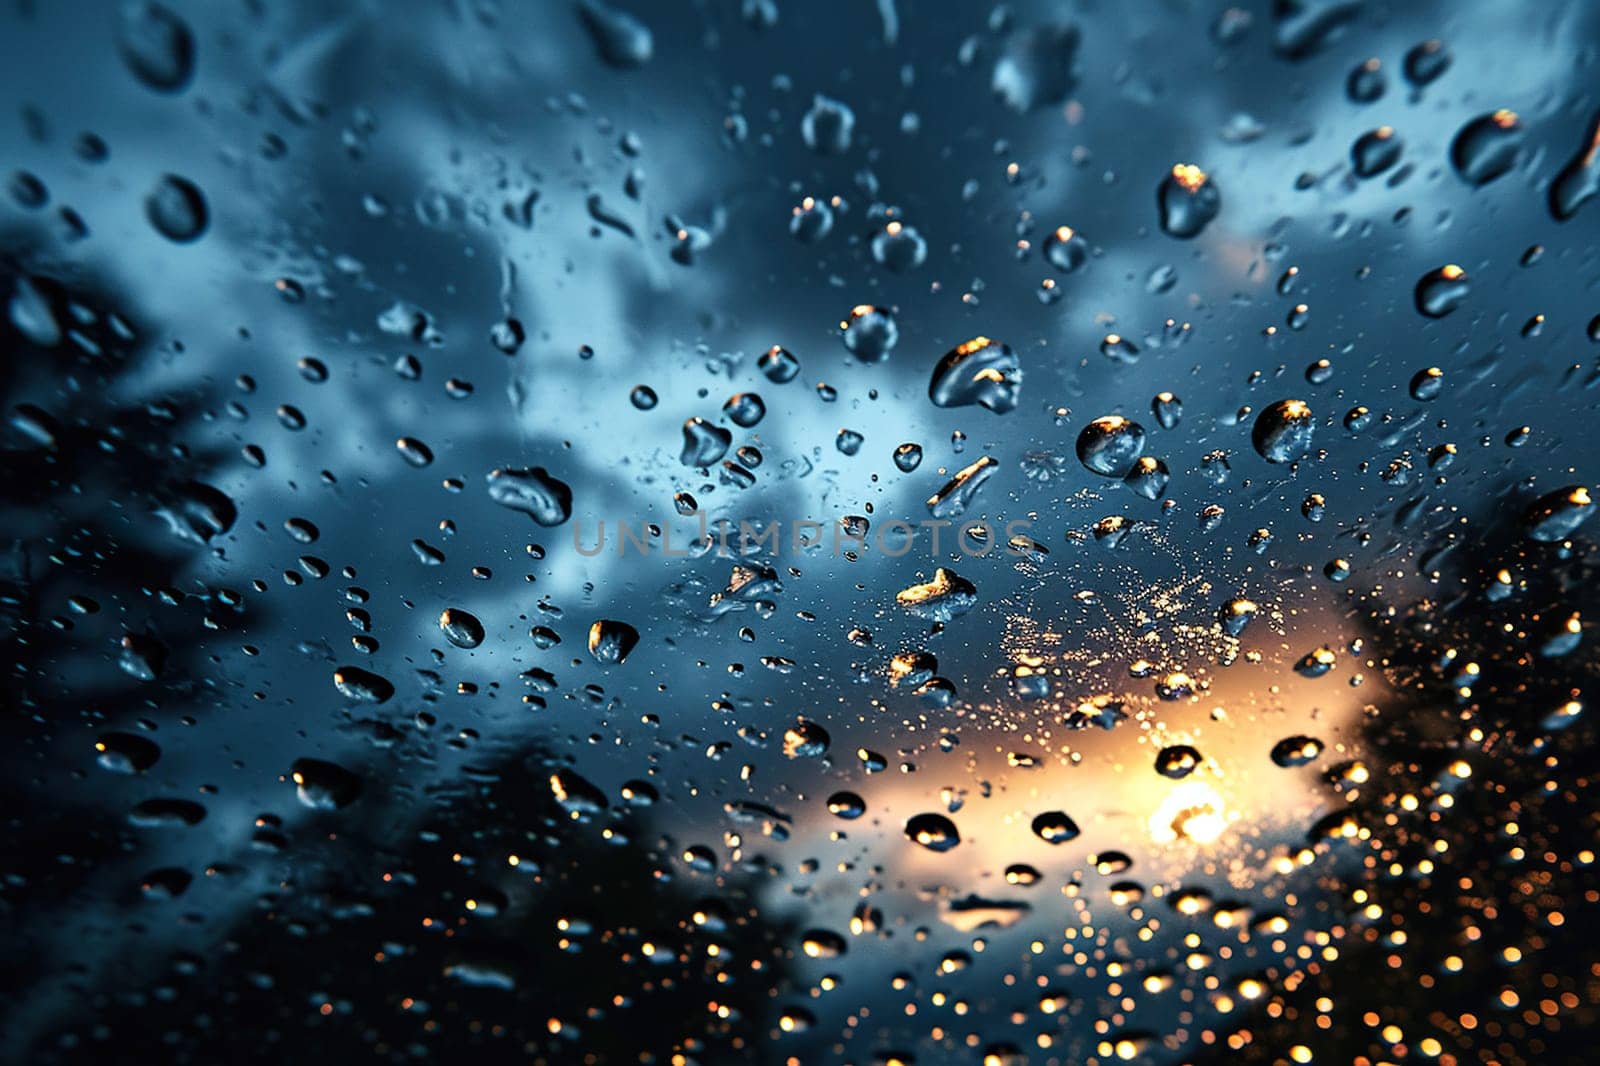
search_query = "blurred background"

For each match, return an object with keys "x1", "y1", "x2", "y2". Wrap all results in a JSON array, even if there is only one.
[{"x1": 2, "y1": 0, "x2": 1599, "y2": 1062}]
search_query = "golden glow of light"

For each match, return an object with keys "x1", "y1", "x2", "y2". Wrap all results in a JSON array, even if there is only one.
[
  {"x1": 1440, "y1": 263, "x2": 1465, "y2": 280},
  {"x1": 1149, "y1": 780, "x2": 1231, "y2": 845},
  {"x1": 1492, "y1": 108, "x2": 1518, "y2": 128},
  {"x1": 1053, "y1": 225, "x2": 1075, "y2": 241},
  {"x1": 1170, "y1": 163, "x2": 1208, "y2": 191}
]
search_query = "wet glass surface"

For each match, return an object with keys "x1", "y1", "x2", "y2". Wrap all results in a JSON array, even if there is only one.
[{"x1": 3, "y1": 0, "x2": 1600, "y2": 1062}]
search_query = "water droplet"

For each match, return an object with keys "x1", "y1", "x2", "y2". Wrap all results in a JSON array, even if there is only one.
[
  {"x1": 96, "y1": 732, "x2": 161, "y2": 773},
  {"x1": 1218, "y1": 596, "x2": 1258, "y2": 636},
  {"x1": 1158, "y1": 163, "x2": 1220, "y2": 238},
  {"x1": 905, "y1": 812, "x2": 961, "y2": 852},
  {"x1": 1100, "y1": 333, "x2": 1140, "y2": 365},
  {"x1": 291, "y1": 758, "x2": 363, "y2": 810},
  {"x1": 1549, "y1": 109, "x2": 1600, "y2": 221},
  {"x1": 827, "y1": 792, "x2": 866, "y2": 819},
  {"x1": 116, "y1": 1, "x2": 195, "y2": 92},
  {"x1": 1415, "y1": 264, "x2": 1470, "y2": 317},
  {"x1": 145, "y1": 174, "x2": 207, "y2": 242},
  {"x1": 929, "y1": 336, "x2": 1022, "y2": 413},
  {"x1": 991, "y1": 23, "x2": 1080, "y2": 112},
  {"x1": 842, "y1": 305, "x2": 898, "y2": 363},
  {"x1": 1274, "y1": 0, "x2": 1362, "y2": 58},
  {"x1": 1031, "y1": 811, "x2": 1080, "y2": 844},
  {"x1": 680, "y1": 417, "x2": 732, "y2": 466},
  {"x1": 783, "y1": 719, "x2": 831, "y2": 758},
  {"x1": 576, "y1": 0, "x2": 653, "y2": 68},
  {"x1": 1346, "y1": 57, "x2": 1385, "y2": 102},
  {"x1": 789, "y1": 196, "x2": 833, "y2": 241},
  {"x1": 1124, "y1": 456, "x2": 1170, "y2": 500},
  {"x1": 1077, "y1": 415, "x2": 1147, "y2": 477},
  {"x1": 758, "y1": 344, "x2": 801, "y2": 383},
  {"x1": 1351, "y1": 126, "x2": 1402, "y2": 177},
  {"x1": 396, "y1": 437, "x2": 434, "y2": 467},
  {"x1": 1295, "y1": 646, "x2": 1336, "y2": 677},
  {"x1": 723, "y1": 392, "x2": 766, "y2": 427},
  {"x1": 1155, "y1": 745, "x2": 1202, "y2": 779},
  {"x1": 587, "y1": 619, "x2": 640, "y2": 663},
  {"x1": 485, "y1": 466, "x2": 573, "y2": 525},
  {"x1": 1450, "y1": 110, "x2": 1523, "y2": 186},
  {"x1": 871, "y1": 221, "x2": 927, "y2": 272},
  {"x1": 1270, "y1": 735, "x2": 1325, "y2": 767},
  {"x1": 439, "y1": 608, "x2": 485, "y2": 649},
  {"x1": 1151, "y1": 392, "x2": 1182, "y2": 429},
  {"x1": 926, "y1": 456, "x2": 997, "y2": 519},
  {"x1": 1523, "y1": 486, "x2": 1593, "y2": 542},
  {"x1": 896, "y1": 568, "x2": 978, "y2": 621},
  {"x1": 1042, "y1": 225, "x2": 1089, "y2": 273},
  {"x1": 1403, "y1": 39, "x2": 1451, "y2": 86},
  {"x1": 333, "y1": 665, "x2": 394, "y2": 704},
  {"x1": 1410, "y1": 366, "x2": 1444, "y2": 401},
  {"x1": 1251, "y1": 399, "x2": 1314, "y2": 464},
  {"x1": 801, "y1": 95, "x2": 855, "y2": 155}
]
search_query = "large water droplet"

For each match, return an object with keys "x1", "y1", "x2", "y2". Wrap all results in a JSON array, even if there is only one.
[
  {"x1": 905, "y1": 812, "x2": 961, "y2": 852},
  {"x1": 1076, "y1": 415, "x2": 1147, "y2": 477},
  {"x1": 871, "y1": 222, "x2": 927, "y2": 272},
  {"x1": 439, "y1": 608, "x2": 485, "y2": 649},
  {"x1": 1415, "y1": 264, "x2": 1470, "y2": 318},
  {"x1": 145, "y1": 174, "x2": 207, "y2": 242},
  {"x1": 1042, "y1": 226, "x2": 1089, "y2": 273},
  {"x1": 116, "y1": 1, "x2": 195, "y2": 92},
  {"x1": 680, "y1": 417, "x2": 732, "y2": 466},
  {"x1": 841, "y1": 305, "x2": 898, "y2": 363},
  {"x1": 1351, "y1": 126, "x2": 1402, "y2": 177},
  {"x1": 1157, "y1": 163, "x2": 1220, "y2": 238},
  {"x1": 1251, "y1": 399, "x2": 1315, "y2": 464},
  {"x1": 587, "y1": 619, "x2": 640, "y2": 663},
  {"x1": 1031, "y1": 811, "x2": 1080, "y2": 844},
  {"x1": 1549, "y1": 109, "x2": 1600, "y2": 222},
  {"x1": 291, "y1": 758, "x2": 363, "y2": 810},
  {"x1": 485, "y1": 466, "x2": 573, "y2": 525},
  {"x1": 896, "y1": 568, "x2": 978, "y2": 621},
  {"x1": 928, "y1": 336, "x2": 1022, "y2": 413},
  {"x1": 1522, "y1": 486, "x2": 1593, "y2": 542},
  {"x1": 1450, "y1": 110, "x2": 1523, "y2": 186}
]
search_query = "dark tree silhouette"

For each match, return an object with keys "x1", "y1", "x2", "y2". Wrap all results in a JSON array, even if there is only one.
[{"x1": 1196, "y1": 509, "x2": 1600, "y2": 1066}]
